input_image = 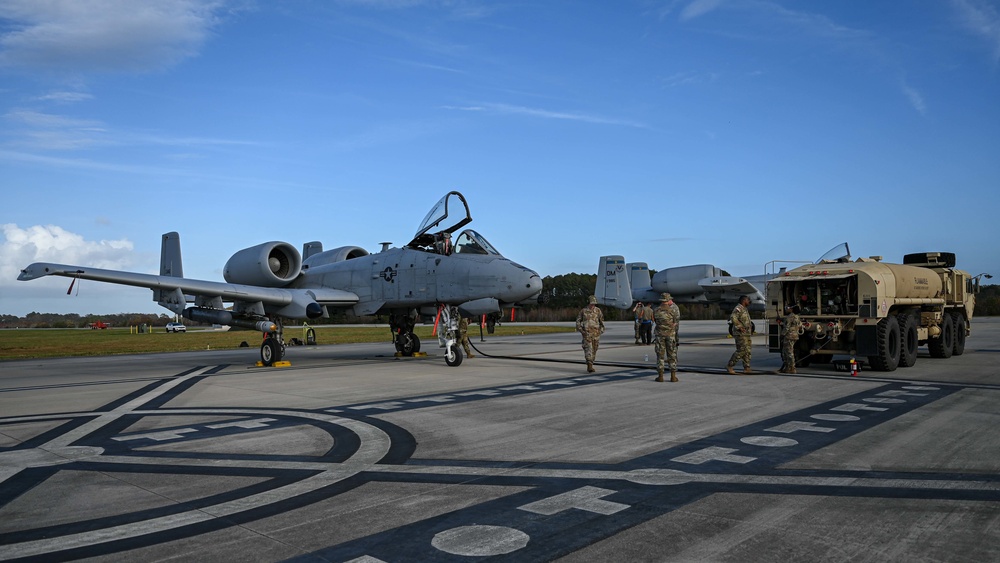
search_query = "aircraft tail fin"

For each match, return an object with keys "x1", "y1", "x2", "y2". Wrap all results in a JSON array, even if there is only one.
[
  {"x1": 303, "y1": 241, "x2": 323, "y2": 261},
  {"x1": 595, "y1": 255, "x2": 633, "y2": 309},
  {"x1": 157, "y1": 232, "x2": 186, "y2": 314},
  {"x1": 160, "y1": 232, "x2": 182, "y2": 277},
  {"x1": 628, "y1": 262, "x2": 651, "y2": 294}
]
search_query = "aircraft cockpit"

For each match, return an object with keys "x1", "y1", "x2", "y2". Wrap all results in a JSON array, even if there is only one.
[
  {"x1": 815, "y1": 242, "x2": 851, "y2": 264},
  {"x1": 408, "y1": 191, "x2": 473, "y2": 253},
  {"x1": 453, "y1": 229, "x2": 500, "y2": 256},
  {"x1": 404, "y1": 191, "x2": 507, "y2": 257}
]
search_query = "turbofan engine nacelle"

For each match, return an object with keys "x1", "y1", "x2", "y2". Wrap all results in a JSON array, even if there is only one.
[
  {"x1": 302, "y1": 245, "x2": 370, "y2": 269},
  {"x1": 651, "y1": 264, "x2": 721, "y2": 296},
  {"x1": 224, "y1": 241, "x2": 302, "y2": 287}
]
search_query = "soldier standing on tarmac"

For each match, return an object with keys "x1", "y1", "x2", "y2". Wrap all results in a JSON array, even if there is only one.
[
  {"x1": 654, "y1": 292, "x2": 680, "y2": 382},
  {"x1": 633, "y1": 302, "x2": 644, "y2": 344},
  {"x1": 458, "y1": 314, "x2": 474, "y2": 359},
  {"x1": 576, "y1": 295, "x2": 606, "y2": 373},
  {"x1": 779, "y1": 305, "x2": 801, "y2": 373},
  {"x1": 727, "y1": 295, "x2": 754, "y2": 375}
]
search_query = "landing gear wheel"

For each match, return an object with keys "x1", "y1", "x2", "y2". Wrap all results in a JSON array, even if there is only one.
[
  {"x1": 868, "y1": 315, "x2": 900, "y2": 371},
  {"x1": 897, "y1": 313, "x2": 918, "y2": 368},
  {"x1": 929, "y1": 315, "x2": 954, "y2": 358},
  {"x1": 951, "y1": 311, "x2": 966, "y2": 356},
  {"x1": 395, "y1": 332, "x2": 421, "y2": 356},
  {"x1": 261, "y1": 337, "x2": 281, "y2": 366},
  {"x1": 445, "y1": 346, "x2": 464, "y2": 367}
]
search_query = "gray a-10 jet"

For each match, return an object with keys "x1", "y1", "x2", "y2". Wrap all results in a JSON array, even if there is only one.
[
  {"x1": 18, "y1": 191, "x2": 543, "y2": 367},
  {"x1": 595, "y1": 244, "x2": 846, "y2": 313}
]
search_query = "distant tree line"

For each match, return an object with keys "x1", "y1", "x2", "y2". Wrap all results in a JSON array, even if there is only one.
[{"x1": 3, "y1": 283, "x2": 997, "y2": 328}]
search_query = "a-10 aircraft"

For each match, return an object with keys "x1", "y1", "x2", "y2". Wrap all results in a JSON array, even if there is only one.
[
  {"x1": 18, "y1": 191, "x2": 543, "y2": 367},
  {"x1": 595, "y1": 244, "x2": 847, "y2": 313}
]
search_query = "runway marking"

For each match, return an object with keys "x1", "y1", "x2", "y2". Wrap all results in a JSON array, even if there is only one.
[
  {"x1": 518, "y1": 486, "x2": 629, "y2": 515},
  {"x1": 2, "y1": 368, "x2": 997, "y2": 562}
]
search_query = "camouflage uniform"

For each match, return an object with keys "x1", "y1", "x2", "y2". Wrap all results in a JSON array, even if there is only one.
[
  {"x1": 653, "y1": 293, "x2": 680, "y2": 382},
  {"x1": 576, "y1": 296, "x2": 605, "y2": 372},
  {"x1": 727, "y1": 298, "x2": 754, "y2": 374},
  {"x1": 459, "y1": 316, "x2": 474, "y2": 358},
  {"x1": 780, "y1": 308, "x2": 801, "y2": 373}
]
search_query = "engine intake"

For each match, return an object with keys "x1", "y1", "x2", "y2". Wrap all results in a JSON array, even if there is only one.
[{"x1": 224, "y1": 241, "x2": 302, "y2": 287}]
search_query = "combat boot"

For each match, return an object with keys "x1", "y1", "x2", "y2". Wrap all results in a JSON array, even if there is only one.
[
  {"x1": 655, "y1": 368, "x2": 664, "y2": 382},
  {"x1": 726, "y1": 365, "x2": 736, "y2": 375},
  {"x1": 743, "y1": 367, "x2": 754, "y2": 375},
  {"x1": 670, "y1": 369, "x2": 678, "y2": 382},
  {"x1": 587, "y1": 361, "x2": 595, "y2": 373},
  {"x1": 787, "y1": 365, "x2": 796, "y2": 374}
]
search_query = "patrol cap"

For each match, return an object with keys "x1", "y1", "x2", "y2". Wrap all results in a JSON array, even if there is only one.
[
  {"x1": 660, "y1": 292, "x2": 672, "y2": 302},
  {"x1": 588, "y1": 295, "x2": 598, "y2": 304}
]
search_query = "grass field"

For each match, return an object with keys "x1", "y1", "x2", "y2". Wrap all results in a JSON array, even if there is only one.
[{"x1": 0, "y1": 325, "x2": 575, "y2": 360}]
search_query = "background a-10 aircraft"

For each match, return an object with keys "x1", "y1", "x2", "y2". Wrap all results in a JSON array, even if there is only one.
[
  {"x1": 18, "y1": 192, "x2": 543, "y2": 367},
  {"x1": 593, "y1": 245, "x2": 848, "y2": 312}
]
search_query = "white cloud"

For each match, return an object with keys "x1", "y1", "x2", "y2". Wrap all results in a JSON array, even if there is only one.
[
  {"x1": 445, "y1": 102, "x2": 648, "y2": 129},
  {"x1": 901, "y1": 82, "x2": 927, "y2": 115},
  {"x1": 35, "y1": 91, "x2": 94, "y2": 103},
  {"x1": 1, "y1": 224, "x2": 136, "y2": 278},
  {"x1": 951, "y1": 0, "x2": 1000, "y2": 63},
  {"x1": 680, "y1": 0, "x2": 723, "y2": 22},
  {"x1": 0, "y1": 0, "x2": 227, "y2": 72}
]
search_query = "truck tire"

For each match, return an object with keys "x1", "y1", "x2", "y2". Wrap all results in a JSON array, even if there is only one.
[
  {"x1": 868, "y1": 315, "x2": 900, "y2": 371},
  {"x1": 951, "y1": 311, "x2": 966, "y2": 356},
  {"x1": 897, "y1": 312, "x2": 918, "y2": 368},
  {"x1": 928, "y1": 316, "x2": 954, "y2": 358}
]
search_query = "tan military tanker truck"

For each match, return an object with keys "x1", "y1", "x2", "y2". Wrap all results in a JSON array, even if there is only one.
[{"x1": 765, "y1": 245, "x2": 979, "y2": 371}]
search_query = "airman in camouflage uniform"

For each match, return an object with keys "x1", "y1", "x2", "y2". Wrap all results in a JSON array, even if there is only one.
[
  {"x1": 458, "y1": 315, "x2": 474, "y2": 359},
  {"x1": 780, "y1": 305, "x2": 802, "y2": 373},
  {"x1": 727, "y1": 295, "x2": 754, "y2": 375},
  {"x1": 633, "y1": 301, "x2": 644, "y2": 344},
  {"x1": 653, "y1": 292, "x2": 680, "y2": 382},
  {"x1": 576, "y1": 295, "x2": 605, "y2": 373}
]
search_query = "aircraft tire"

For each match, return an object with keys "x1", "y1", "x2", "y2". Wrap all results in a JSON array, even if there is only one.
[
  {"x1": 446, "y1": 346, "x2": 463, "y2": 367},
  {"x1": 395, "y1": 332, "x2": 421, "y2": 356},
  {"x1": 261, "y1": 337, "x2": 280, "y2": 366}
]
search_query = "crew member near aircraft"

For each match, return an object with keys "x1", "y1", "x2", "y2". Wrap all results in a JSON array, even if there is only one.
[
  {"x1": 727, "y1": 295, "x2": 754, "y2": 375},
  {"x1": 633, "y1": 301, "x2": 644, "y2": 345},
  {"x1": 576, "y1": 295, "x2": 605, "y2": 373},
  {"x1": 654, "y1": 292, "x2": 680, "y2": 382},
  {"x1": 641, "y1": 302, "x2": 654, "y2": 345},
  {"x1": 458, "y1": 314, "x2": 474, "y2": 359},
  {"x1": 779, "y1": 305, "x2": 802, "y2": 374}
]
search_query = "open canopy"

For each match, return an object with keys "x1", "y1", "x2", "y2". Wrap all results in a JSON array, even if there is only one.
[{"x1": 407, "y1": 191, "x2": 473, "y2": 249}]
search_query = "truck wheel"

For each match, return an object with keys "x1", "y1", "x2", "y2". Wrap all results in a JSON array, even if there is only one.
[
  {"x1": 951, "y1": 312, "x2": 966, "y2": 356},
  {"x1": 928, "y1": 316, "x2": 954, "y2": 359},
  {"x1": 897, "y1": 313, "x2": 918, "y2": 368},
  {"x1": 868, "y1": 315, "x2": 900, "y2": 371}
]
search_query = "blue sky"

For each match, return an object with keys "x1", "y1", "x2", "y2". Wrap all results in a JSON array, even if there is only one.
[{"x1": 1, "y1": 0, "x2": 998, "y2": 316}]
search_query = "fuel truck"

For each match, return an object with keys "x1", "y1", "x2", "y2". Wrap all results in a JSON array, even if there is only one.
[{"x1": 765, "y1": 244, "x2": 980, "y2": 371}]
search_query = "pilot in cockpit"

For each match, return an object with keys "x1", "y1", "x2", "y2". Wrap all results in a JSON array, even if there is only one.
[{"x1": 434, "y1": 232, "x2": 452, "y2": 255}]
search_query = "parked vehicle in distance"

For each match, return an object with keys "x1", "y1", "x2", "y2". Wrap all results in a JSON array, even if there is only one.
[{"x1": 165, "y1": 322, "x2": 187, "y2": 333}]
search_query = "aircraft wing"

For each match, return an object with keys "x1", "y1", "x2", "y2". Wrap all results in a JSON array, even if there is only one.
[{"x1": 17, "y1": 262, "x2": 359, "y2": 318}]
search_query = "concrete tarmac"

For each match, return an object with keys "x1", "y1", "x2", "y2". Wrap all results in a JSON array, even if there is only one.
[{"x1": 1, "y1": 318, "x2": 998, "y2": 562}]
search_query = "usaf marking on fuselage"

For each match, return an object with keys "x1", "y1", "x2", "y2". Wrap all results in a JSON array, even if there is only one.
[{"x1": 1, "y1": 366, "x2": 998, "y2": 561}]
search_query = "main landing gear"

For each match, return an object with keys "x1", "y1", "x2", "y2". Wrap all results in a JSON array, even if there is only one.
[{"x1": 260, "y1": 319, "x2": 286, "y2": 367}]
